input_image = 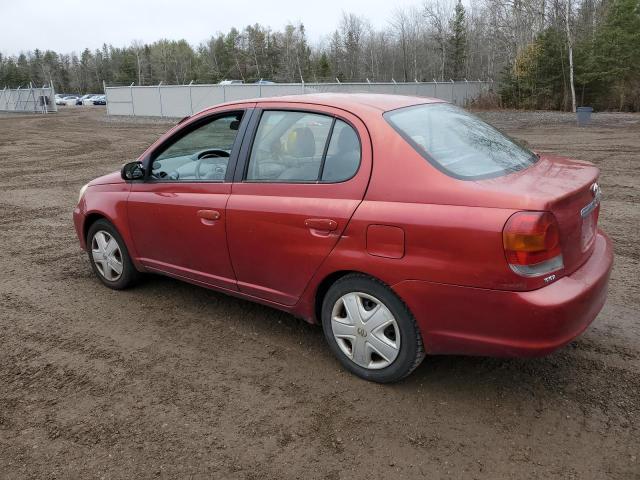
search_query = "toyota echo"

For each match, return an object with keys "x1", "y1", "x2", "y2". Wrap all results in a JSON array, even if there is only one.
[{"x1": 73, "y1": 94, "x2": 613, "y2": 383}]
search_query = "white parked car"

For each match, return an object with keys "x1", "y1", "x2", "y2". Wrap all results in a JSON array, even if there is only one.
[
  {"x1": 218, "y1": 80, "x2": 244, "y2": 85},
  {"x1": 80, "y1": 94, "x2": 100, "y2": 105},
  {"x1": 61, "y1": 96, "x2": 79, "y2": 106}
]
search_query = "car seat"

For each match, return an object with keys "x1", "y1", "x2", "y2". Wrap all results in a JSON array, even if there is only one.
[
  {"x1": 278, "y1": 127, "x2": 319, "y2": 181},
  {"x1": 321, "y1": 125, "x2": 360, "y2": 182}
]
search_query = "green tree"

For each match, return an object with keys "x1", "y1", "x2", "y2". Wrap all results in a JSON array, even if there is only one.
[
  {"x1": 500, "y1": 27, "x2": 573, "y2": 110},
  {"x1": 447, "y1": 0, "x2": 467, "y2": 80},
  {"x1": 586, "y1": 0, "x2": 640, "y2": 110},
  {"x1": 317, "y1": 52, "x2": 331, "y2": 81}
]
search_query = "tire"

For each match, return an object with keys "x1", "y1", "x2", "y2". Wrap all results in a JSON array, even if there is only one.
[
  {"x1": 321, "y1": 273, "x2": 425, "y2": 383},
  {"x1": 86, "y1": 219, "x2": 140, "y2": 290}
]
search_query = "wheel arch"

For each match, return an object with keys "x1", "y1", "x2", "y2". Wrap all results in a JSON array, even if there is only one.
[
  {"x1": 313, "y1": 270, "x2": 387, "y2": 324},
  {"x1": 82, "y1": 210, "x2": 145, "y2": 273},
  {"x1": 83, "y1": 212, "x2": 110, "y2": 243}
]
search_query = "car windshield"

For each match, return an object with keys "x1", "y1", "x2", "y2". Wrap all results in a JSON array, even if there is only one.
[{"x1": 384, "y1": 103, "x2": 538, "y2": 180}]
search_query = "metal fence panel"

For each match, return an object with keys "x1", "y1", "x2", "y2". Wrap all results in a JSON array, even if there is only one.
[
  {"x1": 392, "y1": 84, "x2": 417, "y2": 96},
  {"x1": 325, "y1": 83, "x2": 370, "y2": 94},
  {"x1": 132, "y1": 87, "x2": 162, "y2": 117},
  {"x1": 416, "y1": 83, "x2": 437, "y2": 97},
  {"x1": 366, "y1": 84, "x2": 394, "y2": 95},
  {"x1": 107, "y1": 101, "x2": 133, "y2": 116},
  {"x1": 191, "y1": 85, "x2": 226, "y2": 113},
  {"x1": 259, "y1": 84, "x2": 307, "y2": 97},
  {"x1": 158, "y1": 86, "x2": 191, "y2": 117},
  {"x1": 0, "y1": 85, "x2": 57, "y2": 113},
  {"x1": 105, "y1": 87, "x2": 134, "y2": 115},
  {"x1": 105, "y1": 81, "x2": 493, "y2": 117},
  {"x1": 226, "y1": 84, "x2": 260, "y2": 101}
]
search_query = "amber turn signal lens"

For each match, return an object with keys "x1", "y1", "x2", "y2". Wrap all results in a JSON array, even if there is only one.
[{"x1": 503, "y1": 211, "x2": 563, "y2": 275}]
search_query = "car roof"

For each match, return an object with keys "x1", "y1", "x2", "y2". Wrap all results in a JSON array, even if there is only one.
[{"x1": 201, "y1": 93, "x2": 444, "y2": 117}]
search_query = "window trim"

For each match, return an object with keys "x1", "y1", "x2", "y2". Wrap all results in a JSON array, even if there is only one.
[
  {"x1": 237, "y1": 108, "x2": 362, "y2": 185},
  {"x1": 141, "y1": 108, "x2": 253, "y2": 184},
  {"x1": 383, "y1": 103, "x2": 539, "y2": 181}
]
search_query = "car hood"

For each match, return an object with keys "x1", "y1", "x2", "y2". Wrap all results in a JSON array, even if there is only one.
[{"x1": 88, "y1": 170, "x2": 123, "y2": 186}]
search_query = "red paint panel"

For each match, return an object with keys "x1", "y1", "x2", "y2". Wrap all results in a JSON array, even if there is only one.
[
  {"x1": 225, "y1": 101, "x2": 373, "y2": 306},
  {"x1": 127, "y1": 182, "x2": 237, "y2": 291},
  {"x1": 75, "y1": 181, "x2": 132, "y2": 254},
  {"x1": 366, "y1": 224, "x2": 405, "y2": 259},
  {"x1": 227, "y1": 192, "x2": 361, "y2": 305},
  {"x1": 393, "y1": 232, "x2": 612, "y2": 356}
]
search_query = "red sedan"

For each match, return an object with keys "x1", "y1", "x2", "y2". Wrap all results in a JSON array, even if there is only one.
[{"x1": 73, "y1": 94, "x2": 613, "y2": 383}]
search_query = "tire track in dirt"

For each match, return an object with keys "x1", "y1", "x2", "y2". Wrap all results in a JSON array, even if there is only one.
[{"x1": 1, "y1": 108, "x2": 639, "y2": 479}]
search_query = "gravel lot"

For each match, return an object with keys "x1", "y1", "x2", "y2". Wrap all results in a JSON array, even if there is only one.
[{"x1": 1, "y1": 107, "x2": 639, "y2": 479}]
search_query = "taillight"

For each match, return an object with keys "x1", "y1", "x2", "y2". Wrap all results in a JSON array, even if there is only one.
[{"x1": 503, "y1": 211, "x2": 564, "y2": 277}]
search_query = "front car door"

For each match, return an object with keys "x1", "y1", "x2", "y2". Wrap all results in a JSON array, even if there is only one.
[
  {"x1": 226, "y1": 103, "x2": 372, "y2": 305},
  {"x1": 127, "y1": 107, "x2": 254, "y2": 290}
]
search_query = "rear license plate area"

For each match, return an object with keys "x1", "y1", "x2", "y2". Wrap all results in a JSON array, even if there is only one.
[
  {"x1": 581, "y1": 211, "x2": 596, "y2": 250},
  {"x1": 580, "y1": 197, "x2": 600, "y2": 251}
]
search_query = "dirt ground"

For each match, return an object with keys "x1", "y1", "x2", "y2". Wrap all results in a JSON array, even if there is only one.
[{"x1": 0, "y1": 107, "x2": 638, "y2": 479}]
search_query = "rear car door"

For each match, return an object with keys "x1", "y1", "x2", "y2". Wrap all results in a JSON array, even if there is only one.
[
  {"x1": 127, "y1": 107, "x2": 253, "y2": 290},
  {"x1": 226, "y1": 103, "x2": 372, "y2": 305}
]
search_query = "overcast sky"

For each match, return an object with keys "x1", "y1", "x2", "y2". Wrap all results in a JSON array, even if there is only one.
[{"x1": 1, "y1": 0, "x2": 422, "y2": 56}]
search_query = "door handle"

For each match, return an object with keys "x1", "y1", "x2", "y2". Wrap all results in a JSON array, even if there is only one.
[
  {"x1": 304, "y1": 218, "x2": 337, "y2": 231},
  {"x1": 197, "y1": 209, "x2": 221, "y2": 221}
]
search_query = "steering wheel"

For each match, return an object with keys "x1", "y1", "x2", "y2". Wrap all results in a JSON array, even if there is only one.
[{"x1": 194, "y1": 149, "x2": 230, "y2": 180}]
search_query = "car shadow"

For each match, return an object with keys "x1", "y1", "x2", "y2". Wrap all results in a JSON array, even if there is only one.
[{"x1": 130, "y1": 273, "x2": 638, "y2": 419}]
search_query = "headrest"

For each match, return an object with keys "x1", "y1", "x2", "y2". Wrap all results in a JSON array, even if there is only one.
[
  {"x1": 286, "y1": 127, "x2": 315, "y2": 158},
  {"x1": 337, "y1": 124, "x2": 359, "y2": 152}
]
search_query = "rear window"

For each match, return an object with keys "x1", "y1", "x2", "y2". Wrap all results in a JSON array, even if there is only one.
[{"x1": 384, "y1": 103, "x2": 537, "y2": 180}]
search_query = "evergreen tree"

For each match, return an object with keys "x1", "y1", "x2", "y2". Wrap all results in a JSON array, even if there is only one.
[
  {"x1": 0, "y1": 4, "x2": 638, "y2": 111},
  {"x1": 588, "y1": 0, "x2": 640, "y2": 110},
  {"x1": 447, "y1": 0, "x2": 467, "y2": 80},
  {"x1": 317, "y1": 53, "x2": 331, "y2": 81}
]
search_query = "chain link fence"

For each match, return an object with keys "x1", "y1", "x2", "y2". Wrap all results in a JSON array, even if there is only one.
[
  {"x1": 0, "y1": 84, "x2": 57, "y2": 113},
  {"x1": 105, "y1": 81, "x2": 494, "y2": 117}
]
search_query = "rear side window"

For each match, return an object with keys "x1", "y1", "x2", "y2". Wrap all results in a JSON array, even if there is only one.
[
  {"x1": 384, "y1": 103, "x2": 537, "y2": 180},
  {"x1": 246, "y1": 110, "x2": 361, "y2": 183},
  {"x1": 321, "y1": 120, "x2": 361, "y2": 182}
]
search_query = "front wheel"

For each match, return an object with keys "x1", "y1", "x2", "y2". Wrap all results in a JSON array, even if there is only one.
[
  {"x1": 321, "y1": 274, "x2": 425, "y2": 383},
  {"x1": 86, "y1": 219, "x2": 140, "y2": 290}
]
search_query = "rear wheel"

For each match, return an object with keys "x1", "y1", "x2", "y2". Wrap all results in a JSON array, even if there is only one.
[
  {"x1": 321, "y1": 274, "x2": 425, "y2": 383},
  {"x1": 86, "y1": 219, "x2": 140, "y2": 290}
]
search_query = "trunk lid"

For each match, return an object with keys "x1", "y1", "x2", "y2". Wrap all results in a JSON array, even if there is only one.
[{"x1": 475, "y1": 154, "x2": 601, "y2": 276}]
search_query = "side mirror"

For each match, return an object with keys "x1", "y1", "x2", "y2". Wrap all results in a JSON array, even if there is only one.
[{"x1": 121, "y1": 161, "x2": 144, "y2": 181}]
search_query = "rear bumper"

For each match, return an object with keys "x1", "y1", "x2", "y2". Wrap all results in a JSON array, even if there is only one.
[{"x1": 393, "y1": 231, "x2": 613, "y2": 357}]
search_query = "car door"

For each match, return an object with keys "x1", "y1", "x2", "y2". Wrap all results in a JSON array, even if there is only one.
[
  {"x1": 127, "y1": 107, "x2": 254, "y2": 291},
  {"x1": 226, "y1": 103, "x2": 372, "y2": 305}
]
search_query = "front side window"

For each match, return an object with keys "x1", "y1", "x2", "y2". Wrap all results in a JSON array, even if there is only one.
[
  {"x1": 151, "y1": 112, "x2": 243, "y2": 181},
  {"x1": 384, "y1": 103, "x2": 537, "y2": 180},
  {"x1": 246, "y1": 111, "x2": 361, "y2": 183}
]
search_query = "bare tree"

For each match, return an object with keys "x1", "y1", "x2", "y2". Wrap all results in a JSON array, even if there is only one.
[
  {"x1": 340, "y1": 12, "x2": 366, "y2": 81},
  {"x1": 565, "y1": 0, "x2": 577, "y2": 112},
  {"x1": 424, "y1": 0, "x2": 452, "y2": 81},
  {"x1": 131, "y1": 40, "x2": 145, "y2": 85},
  {"x1": 390, "y1": 8, "x2": 411, "y2": 81}
]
